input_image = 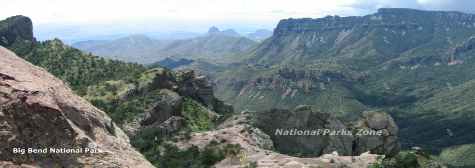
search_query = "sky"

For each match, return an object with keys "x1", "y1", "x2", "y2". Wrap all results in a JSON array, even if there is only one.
[{"x1": 1, "y1": 0, "x2": 474, "y2": 42}]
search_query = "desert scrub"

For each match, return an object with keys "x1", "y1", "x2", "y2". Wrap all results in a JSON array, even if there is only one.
[
  {"x1": 182, "y1": 98, "x2": 215, "y2": 131},
  {"x1": 158, "y1": 141, "x2": 241, "y2": 168}
]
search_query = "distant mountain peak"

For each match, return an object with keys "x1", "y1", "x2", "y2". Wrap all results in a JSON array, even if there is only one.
[
  {"x1": 206, "y1": 26, "x2": 241, "y2": 37},
  {"x1": 377, "y1": 8, "x2": 425, "y2": 13},
  {"x1": 221, "y1": 29, "x2": 240, "y2": 36},
  {"x1": 246, "y1": 29, "x2": 273, "y2": 41},
  {"x1": 208, "y1": 26, "x2": 220, "y2": 34},
  {"x1": 127, "y1": 34, "x2": 151, "y2": 39}
]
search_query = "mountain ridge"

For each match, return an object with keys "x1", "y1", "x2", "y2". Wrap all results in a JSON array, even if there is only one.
[
  {"x1": 211, "y1": 9, "x2": 475, "y2": 167},
  {"x1": 72, "y1": 27, "x2": 258, "y2": 64}
]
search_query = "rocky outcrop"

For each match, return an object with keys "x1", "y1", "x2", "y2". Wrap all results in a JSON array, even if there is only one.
[
  {"x1": 0, "y1": 15, "x2": 35, "y2": 55},
  {"x1": 354, "y1": 111, "x2": 400, "y2": 157},
  {"x1": 176, "y1": 70, "x2": 233, "y2": 114},
  {"x1": 253, "y1": 105, "x2": 400, "y2": 157},
  {"x1": 174, "y1": 111, "x2": 383, "y2": 168},
  {"x1": 141, "y1": 89, "x2": 183, "y2": 125},
  {"x1": 120, "y1": 69, "x2": 232, "y2": 138},
  {"x1": 454, "y1": 36, "x2": 475, "y2": 56},
  {"x1": 0, "y1": 16, "x2": 34, "y2": 46},
  {"x1": 136, "y1": 68, "x2": 232, "y2": 115},
  {"x1": 253, "y1": 105, "x2": 354, "y2": 156},
  {"x1": 0, "y1": 47, "x2": 153, "y2": 167}
]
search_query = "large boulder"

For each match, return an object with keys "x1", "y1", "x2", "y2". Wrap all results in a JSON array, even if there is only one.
[
  {"x1": 253, "y1": 105, "x2": 400, "y2": 157},
  {"x1": 253, "y1": 105, "x2": 354, "y2": 156},
  {"x1": 354, "y1": 110, "x2": 400, "y2": 157},
  {"x1": 0, "y1": 47, "x2": 153, "y2": 167}
]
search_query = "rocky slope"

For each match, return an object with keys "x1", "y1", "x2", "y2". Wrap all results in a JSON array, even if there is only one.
[
  {"x1": 0, "y1": 46, "x2": 153, "y2": 167},
  {"x1": 173, "y1": 111, "x2": 383, "y2": 168},
  {"x1": 1, "y1": 16, "x2": 146, "y2": 96},
  {"x1": 72, "y1": 34, "x2": 171, "y2": 64},
  {"x1": 85, "y1": 67, "x2": 235, "y2": 167}
]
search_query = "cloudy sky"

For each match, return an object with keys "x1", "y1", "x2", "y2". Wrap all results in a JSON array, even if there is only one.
[{"x1": 1, "y1": 0, "x2": 474, "y2": 41}]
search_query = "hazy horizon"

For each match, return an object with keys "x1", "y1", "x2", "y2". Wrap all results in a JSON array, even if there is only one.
[{"x1": 3, "y1": 0, "x2": 475, "y2": 43}]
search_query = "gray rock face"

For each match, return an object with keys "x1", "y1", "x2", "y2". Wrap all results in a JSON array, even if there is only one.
[
  {"x1": 249, "y1": 127, "x2": 275, "y2": 150},
  {"x1": 253, "y1": 105, "x2": 400, "y2": 157},
  {"x1": 0, "y1": 47, "x2": 153, "y2": 167},
  {"x1": 254, "y1": 106, "x2": 354, "y2": 156},
  {"x1": 151, "y1": 116, "x2": 185, "y2": 133},
  {"x1": 354, "y1": 111, "x2": 400, "y2": 157},
  {"x1": 218, "y1": 111, "x2": 274, "y2": 150},
  {"x1": 0, "y1": 16, "x2": 34, "y2": 46},
  {"x1": 0, "y1": 15, "x2": 35, "y2": 55},
  {"x1": 137, "y1": 116, "x2": 186, "y2": 138},
  {"x1": 141, "y1": 89, "x2": 183, "y2": 125}
]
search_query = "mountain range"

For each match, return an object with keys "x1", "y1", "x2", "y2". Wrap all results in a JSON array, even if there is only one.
[
  {"x1": 0, "y1": 15, "x2": 412, "y2": 168},
  {"x1": 72, "y1": 27, "x2": 270, "y2": 64}
]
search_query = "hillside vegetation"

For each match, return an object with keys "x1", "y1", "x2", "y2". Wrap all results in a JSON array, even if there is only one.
[{"x1": 212, "y1": 8, "x2": 475, "y2": 167}]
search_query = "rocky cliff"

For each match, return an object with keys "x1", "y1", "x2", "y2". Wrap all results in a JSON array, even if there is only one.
[
  {"x1": 0, "y1": 46, "x2": 153, "y2": 167},
  {"x1": 251, "y1": 8, "x2": 475, "y2": 65}
]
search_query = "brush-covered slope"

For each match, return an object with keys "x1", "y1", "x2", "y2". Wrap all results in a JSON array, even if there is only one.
[
  {"x1": 1, "y1": 16, "x2": 146, "y2": 96},
  {"x1": 72, "y1": 34, "x2": 171, "y2": 64},
  {"x1": 84, "y1": 67, "x2": 234, "y2": 167}
]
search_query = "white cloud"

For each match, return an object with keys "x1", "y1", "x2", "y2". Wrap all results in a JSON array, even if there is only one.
[
  {"x1": 0, "y1": 0, "x2": 364, "y2": 24},
  {"x1": 1, "y1": 0, "x2": 473, "y2": 25},
  {"x1": 1, "y1": 0, "x2": 473, "y2": 41},
  {"x1": 347, "y1": 0, "x2": 475, "y2": 13}
]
